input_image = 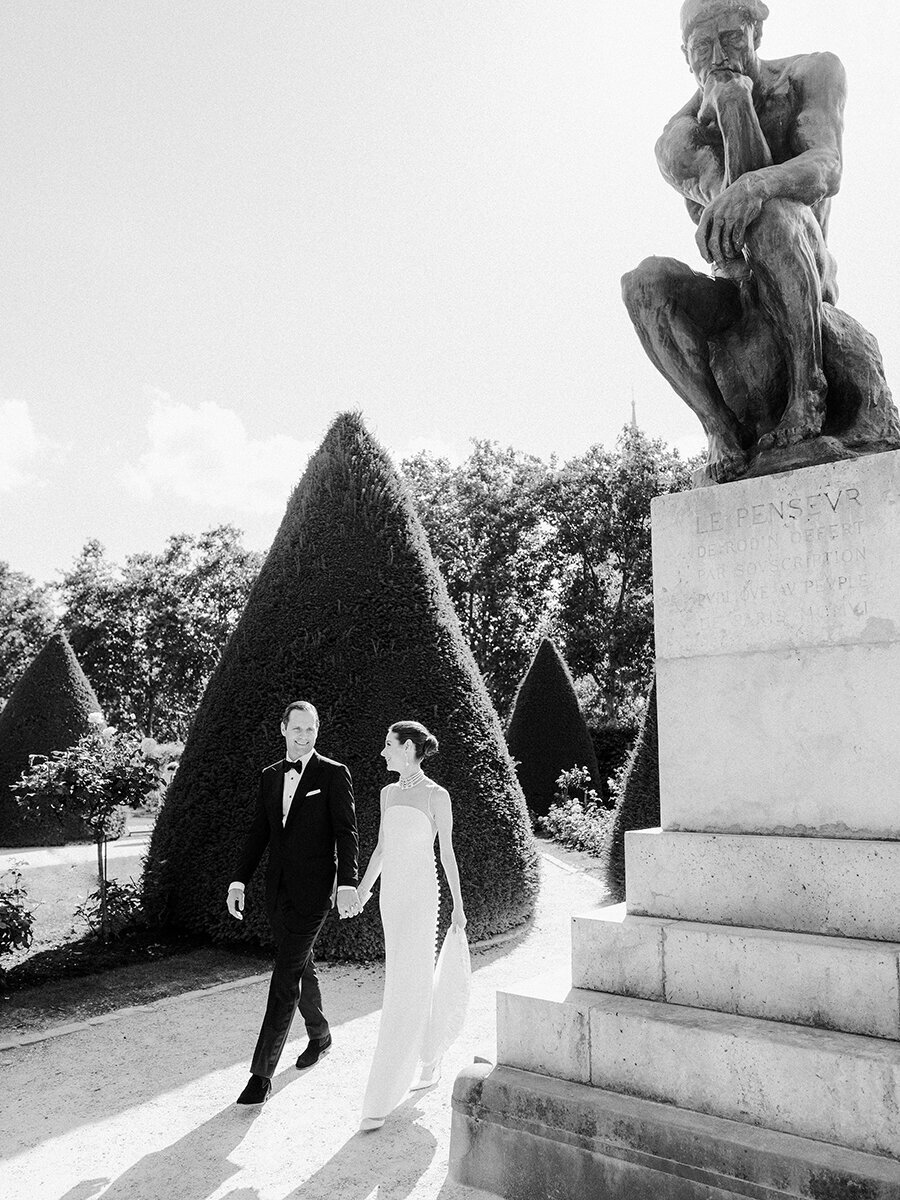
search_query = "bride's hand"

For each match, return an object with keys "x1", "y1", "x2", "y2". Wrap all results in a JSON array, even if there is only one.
[{"x1": 452, "y1": 906, "x2": 467, "y2": 929}]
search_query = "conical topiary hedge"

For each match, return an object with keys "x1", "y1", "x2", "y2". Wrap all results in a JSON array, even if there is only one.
[
  {"x1": 600, "y1": 677, "x2": 659, "y2": 902},
  {"x1": 143, "y1": 412, "x2": 540, "y2": 958},
  {"x1": 0, "y1": 631, "x2": 100, "y2": 846},
  {"x1": 505, "y1": 637, "x2": 601, "y2": 818}
]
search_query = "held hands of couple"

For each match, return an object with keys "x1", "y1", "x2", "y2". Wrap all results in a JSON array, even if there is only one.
[
  {"x1": 227, "y1": 885, "x2": 364, "y2": 920},
  {"x1": 337, "y1": 886, "x2": 364, "y2": 920}
]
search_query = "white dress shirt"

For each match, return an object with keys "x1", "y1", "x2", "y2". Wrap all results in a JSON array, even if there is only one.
[{"x1": 281, "y1": 749, "x2": 314, "y2": 824}]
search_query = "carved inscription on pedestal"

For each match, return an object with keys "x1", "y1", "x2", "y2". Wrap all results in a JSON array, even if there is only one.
[{"x1": 653, "y1": 457, "x2": 900, "y2": 659}]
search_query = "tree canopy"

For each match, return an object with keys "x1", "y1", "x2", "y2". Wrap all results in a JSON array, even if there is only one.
[
  {"x1": 143, "y1": 412, "x2": 540, "y2": 958},
  {"x1": 0, "y1": 563, "x2": 56, "y2": 703},
  {"x1": 59, "y1": 526, "x2": 263, "y2": 738},
  {"x1": 404, "y1": 427, "x2": 694, "y2": 725},
  {"x1": 542, "y1": 427, "x2": 693, "y2": 721},
  {"x1": 402, "y1": 441, "x2": 555, "y2": 717}
]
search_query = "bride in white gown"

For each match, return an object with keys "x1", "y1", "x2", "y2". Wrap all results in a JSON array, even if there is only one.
[{"x1": 356, "y1": 720, "x2": 467, "y2": 1131}]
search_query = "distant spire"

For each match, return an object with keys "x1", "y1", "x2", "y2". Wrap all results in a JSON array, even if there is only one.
[{"x1": 630, "y1": 387, "x2": 638, "y2": 431}]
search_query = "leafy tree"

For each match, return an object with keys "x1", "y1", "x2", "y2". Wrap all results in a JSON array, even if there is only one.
[
  {"x1": 402, "y1": 442, "x2": 555, "y2": 715},
  {"x1": 59, "y1": 526, "x2": 263, "y2": 738},
  {"x1": 506, "y1": 638, "x2": 600, "y2": 817},
  {"x1": 0, "y1": 632, "x2": 101, "y2": 846},
  {"x1": 542, "y1": 427, "x2": 693, "y2": 722},
  {"x1": 0, "y1": 563, "x2": 57, "y2": 702},
  {"x1": 0, "y1": 866, "x2": 34, "y2": 974},
  {"x1": 13, "y1": 716, "x2": 157, "y2": 940},
  {"x1": 144, "y1": 412, "x2": 540, "y2": 958}
]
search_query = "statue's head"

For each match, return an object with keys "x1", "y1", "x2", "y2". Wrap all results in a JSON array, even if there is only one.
[{"x1": 681, "y1": 0, "x2": 769, "y2": 81}]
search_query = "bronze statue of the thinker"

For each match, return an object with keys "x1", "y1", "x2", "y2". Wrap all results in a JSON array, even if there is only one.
[{"x1": 623, "y1": 0, "x2": 900, "y2": 485}]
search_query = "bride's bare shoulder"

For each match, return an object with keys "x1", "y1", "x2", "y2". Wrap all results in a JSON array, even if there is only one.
[{"x1": 430, "y1": 783, "x2": 452, "y2": 809}]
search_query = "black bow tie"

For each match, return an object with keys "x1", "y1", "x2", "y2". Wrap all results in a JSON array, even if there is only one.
[{"x1": 284, "y1": 759, "x2": 305, "y2": 775}]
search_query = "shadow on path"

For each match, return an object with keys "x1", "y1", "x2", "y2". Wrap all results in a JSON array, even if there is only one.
[
  {"x1": 1, "y1": 960, "x2": 386, "y2": 1155},
  {"x1": 55, "y1": 1101, "x2": 440, "y2": 1200},
  {"x1": 62, "y1": 1108, "x2": 252, "y2": 1200},
  {"x1": 57, "y1": 1182, "x2": 110, "y2": 1200},
  {"x1": 282, "y1": 1104, "x2": 438, "y2": 1200}
]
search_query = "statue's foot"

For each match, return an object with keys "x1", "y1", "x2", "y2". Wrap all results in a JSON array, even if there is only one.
[
  {"x1": 756, "y1": 421, "x2": 820, "y2": 452},
  {"x1": 707, "y1": 438, "x2": 748, "y2": 484},
  {"x1": 757, "y1": 401, "x2": 825, "y2": 452}
]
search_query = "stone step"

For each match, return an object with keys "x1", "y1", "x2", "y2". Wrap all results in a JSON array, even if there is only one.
[
  {"x1": 625, "y1": 827, "x2": 900, "y2": 940},
  {"x1": 570, "y1": 903, "x2": 900, "y2": 1039},
  {"x1": 450, "y1": 1063, "x2": 900, "y2": 1200},
  {"x1": 497, "y1": 972, "x2": 900, "y2": 1158}
]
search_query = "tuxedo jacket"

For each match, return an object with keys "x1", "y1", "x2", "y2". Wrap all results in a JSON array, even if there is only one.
[{"x1": 233, "y1": 751, "x2": 359, "y2": 916}]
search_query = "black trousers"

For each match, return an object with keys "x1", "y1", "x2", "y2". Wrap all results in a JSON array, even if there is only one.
[{"x1": 250, "y1": 890, "x2": 331, "y2": 1079}]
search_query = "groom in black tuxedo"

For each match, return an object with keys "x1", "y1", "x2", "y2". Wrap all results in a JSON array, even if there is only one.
[{"x1": 227, "y1": 700, "x2": 360, "y2": 1105}]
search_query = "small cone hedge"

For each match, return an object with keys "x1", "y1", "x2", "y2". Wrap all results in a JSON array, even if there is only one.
[
  {"x1": 506, "y1": 638, "x2": 601, "y2": 817},
  {"x1": 143, "y1": 412, "x2": 539, "y2": 957},
  {"x1": 0, "y1": 632, "x2": 100, "y2": 846},
  {"x1": 601, "y1": 677, "x2": 659, "y2": 902}
]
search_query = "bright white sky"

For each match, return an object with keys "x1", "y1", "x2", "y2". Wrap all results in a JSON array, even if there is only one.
[{"x1": 2, "y1": 1, "x2": 898, "y2": 585}]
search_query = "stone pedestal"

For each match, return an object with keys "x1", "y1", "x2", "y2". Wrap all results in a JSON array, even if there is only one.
[{"x1": 450, "y1": 451, "x2": 900, "y2": 1199}]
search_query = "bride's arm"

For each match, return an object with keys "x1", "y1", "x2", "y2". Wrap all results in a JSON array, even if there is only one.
[
  {"x1": 433, "y1": 788, "x2": 466, "y2": 927},
  {"x1": 357, "y1": 787, "x2": 389, "y2": 908}
]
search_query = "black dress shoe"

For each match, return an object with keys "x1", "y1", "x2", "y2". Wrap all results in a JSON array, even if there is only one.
[
  {"x1": 296, "y1": 1032, "x2": 332, "y2": 1069},
  {"x1": 236, "y1": 1074, "x2": 271, "y2": 1105}
]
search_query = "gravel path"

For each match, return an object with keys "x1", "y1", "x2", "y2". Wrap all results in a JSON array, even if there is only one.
[{"x1": 0, "y1": 843, "x2": 610, "y2": 1200}]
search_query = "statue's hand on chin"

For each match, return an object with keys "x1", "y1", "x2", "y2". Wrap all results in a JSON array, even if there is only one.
[{"x1": 699, "y1": 69, "x2": 753, "y2": 124}]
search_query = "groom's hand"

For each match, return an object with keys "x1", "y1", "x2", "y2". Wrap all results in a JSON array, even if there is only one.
[
  {"x1": 226, "y1": 885, "x2": 244, "y2": 921},
  {"x1": 336, "y1": 886, "x2": 361, "y2": 919}
]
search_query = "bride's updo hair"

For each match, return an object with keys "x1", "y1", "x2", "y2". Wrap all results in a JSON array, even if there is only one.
[{"x1": 390, "y1": 720, "x2": 439, "y2": 761}]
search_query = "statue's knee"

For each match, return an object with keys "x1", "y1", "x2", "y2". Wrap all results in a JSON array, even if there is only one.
[
  {"x1": 747, "y1": 198, "x2": 812, "y2": 259},
  {"x1": 621, "y1": 256, "x2": 677, "y2": 316}
]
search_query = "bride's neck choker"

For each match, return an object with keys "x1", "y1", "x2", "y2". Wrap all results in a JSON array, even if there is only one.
[{"x1": 398, "y1": 768, "x2": 425, "y2": 790}]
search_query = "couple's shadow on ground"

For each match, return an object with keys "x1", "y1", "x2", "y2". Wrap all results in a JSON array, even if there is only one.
[
  {"x1": 281, "y1": 1103, "x2": 439, "y2": 1200},
  {"x1": 60, "y1": 1088, "x2": 439, "y2": 1200}
]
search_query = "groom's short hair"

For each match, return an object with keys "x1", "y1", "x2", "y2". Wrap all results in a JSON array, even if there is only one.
[{"x1": 281, "y1": 700, "x2": 319, "y2": 727}]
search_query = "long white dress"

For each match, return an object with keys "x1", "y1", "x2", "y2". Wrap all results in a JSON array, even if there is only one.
[{"x1": 361, "y1": 789, "x2": 438, "y2": 1120}]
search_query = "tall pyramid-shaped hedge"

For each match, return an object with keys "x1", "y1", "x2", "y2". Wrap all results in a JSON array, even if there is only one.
[
  {"x1": 506, "y1": 637, "x2": 600, "y2": 817},
  {"x1": 143, "y1": 412, "x2": 539, "y2": 958},
  {"x1": 600, "y1": 677, "x2": 659, "y2": 902},
  {"x1": 0, "y1": 631, "x2": 100, "y2": 846}
]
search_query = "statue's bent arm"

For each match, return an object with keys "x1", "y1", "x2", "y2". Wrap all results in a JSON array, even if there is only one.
[{"x1": 656, "y1": 97, "x2": 729, "y2": 208}]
